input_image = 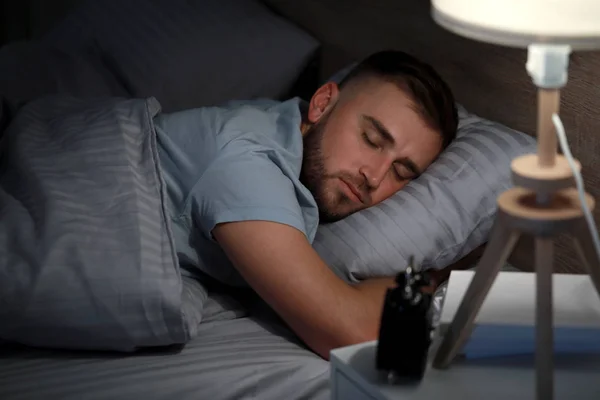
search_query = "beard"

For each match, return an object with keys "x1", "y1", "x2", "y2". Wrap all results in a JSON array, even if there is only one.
[{"x1": 300, "y1": 112, "x2": 368, "y2": 224}]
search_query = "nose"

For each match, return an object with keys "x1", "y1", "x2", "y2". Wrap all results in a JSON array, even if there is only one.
[{"x1": 360, "y1": 159, "x2": 389, "y2": 189}]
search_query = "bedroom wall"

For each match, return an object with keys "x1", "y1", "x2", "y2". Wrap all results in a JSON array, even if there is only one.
[
  {"x1": 0, "y1": 0, "x2": 80, "y2": 46},
  {"x1": 264, "y1": 0, "x2": 600, "y2": 274}
]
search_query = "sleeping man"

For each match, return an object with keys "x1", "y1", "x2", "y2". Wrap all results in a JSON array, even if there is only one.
[{"x1": 155, "y1": 50, "x2": 458, "y2": 359}]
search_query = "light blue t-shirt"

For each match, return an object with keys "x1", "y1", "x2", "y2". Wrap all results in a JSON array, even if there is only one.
[{"x1": 155, "y1": 97, "x2": 319, "y2": 286}]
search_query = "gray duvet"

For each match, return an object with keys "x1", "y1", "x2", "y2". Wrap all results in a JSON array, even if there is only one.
[{"x1": 0, "y1": 95, "x2": 204, "y2": 352}]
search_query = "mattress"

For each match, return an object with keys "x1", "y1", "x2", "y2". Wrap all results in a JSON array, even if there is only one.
[{"x1": 0, "y1": 291, "x2": 331, "y2": 400}]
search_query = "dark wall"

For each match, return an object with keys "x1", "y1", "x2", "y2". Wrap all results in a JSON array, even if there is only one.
[{"x1": 0, "y1": 0, "x2": 80, "y2": 46}]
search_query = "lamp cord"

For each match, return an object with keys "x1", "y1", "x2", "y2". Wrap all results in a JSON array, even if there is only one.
[{"x1": 552, "y1": 113, "x2": 600, "y2": 262}]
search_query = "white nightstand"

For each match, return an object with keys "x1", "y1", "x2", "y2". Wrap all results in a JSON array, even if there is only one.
[
  {"x1": 330, "y1": 340, "x2": 600, "y2": 400},
  {"x1": 330, "y1": 270, "x2": 600, "y2": 399}
]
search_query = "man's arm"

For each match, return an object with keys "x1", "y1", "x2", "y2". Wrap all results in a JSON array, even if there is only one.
[{"x1": 213, "y1": 220, "x2": 395, "y2": 360}]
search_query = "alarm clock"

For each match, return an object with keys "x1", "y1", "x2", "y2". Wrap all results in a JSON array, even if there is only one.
[{"x1": 375, "y1": 257, "x2": 435, "y2": 382}]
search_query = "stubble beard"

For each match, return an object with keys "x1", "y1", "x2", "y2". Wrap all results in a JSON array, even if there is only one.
[{"x1": 300, "y1": 113, "x2": 360, "y2": 224}]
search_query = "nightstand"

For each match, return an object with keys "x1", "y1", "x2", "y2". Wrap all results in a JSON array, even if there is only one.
[{"x1": 330, "y1": 340, "x2": 600, "y2": 400}]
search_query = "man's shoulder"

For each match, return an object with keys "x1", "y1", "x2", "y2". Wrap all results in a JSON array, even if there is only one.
[
  {"x1": 219, "y1": 98, "x2": 283, "y2": 109},
  {"x1": 216, "y1": 97, "x2": 305, "y2": 160},
  {"x1": 218, "y1": 97, "x2": 303, "y2": 132},
  {"x1": 187, "y1": 98, "x2": 319, "y2": 245}
]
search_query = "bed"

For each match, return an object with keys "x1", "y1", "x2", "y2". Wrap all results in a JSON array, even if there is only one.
[{"x1": 1, "y1": 1, "x2": 598, "y2": 400}]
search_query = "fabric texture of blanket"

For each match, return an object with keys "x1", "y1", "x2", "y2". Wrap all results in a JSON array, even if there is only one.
[{"x1": 0, "y1": 95, "x2": 205, "y2": 351}]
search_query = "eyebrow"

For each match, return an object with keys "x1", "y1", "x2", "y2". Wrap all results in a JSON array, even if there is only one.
[
  {"x1": 362, "y1": 114, "x2": 422, "y2": 177},
  {"x1": 363, "y1": 115, "x2": 395, "y2": 145}
]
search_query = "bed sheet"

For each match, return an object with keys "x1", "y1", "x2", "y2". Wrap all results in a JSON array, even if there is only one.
[{"x1": 0, "y1": 291, "x2": 331, "y2": 400}]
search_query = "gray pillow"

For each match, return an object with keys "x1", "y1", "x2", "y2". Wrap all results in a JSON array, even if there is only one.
[
  {"x1": 43, "y1": 0, "x2": 320, "y2": 112},
  {"x1": 313, "y1": 67, "x2": 536, "y2": 281}
]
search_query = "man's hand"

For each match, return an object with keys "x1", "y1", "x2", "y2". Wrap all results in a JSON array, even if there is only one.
[{"x1": 212, "y1": 220, "x2": 395, "y2": 359}]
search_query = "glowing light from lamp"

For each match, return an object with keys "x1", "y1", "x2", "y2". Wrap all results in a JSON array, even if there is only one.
[{"x1": 432, "y1": 0, "x2": 600, "y2": 50}]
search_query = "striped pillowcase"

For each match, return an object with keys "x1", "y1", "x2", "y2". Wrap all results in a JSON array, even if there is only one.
[{"x1": 313, "y1": 105, "x2": 536, "y2": 282}]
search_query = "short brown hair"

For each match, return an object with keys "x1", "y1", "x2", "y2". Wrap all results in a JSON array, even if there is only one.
[{"x1": 338, "y1": 50, "x2": 458, "y2": 149}]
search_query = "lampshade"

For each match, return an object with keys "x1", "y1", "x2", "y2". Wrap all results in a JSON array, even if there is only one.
[{"x1": 431, "y1": 0, "x2": 600, "y2": 50}]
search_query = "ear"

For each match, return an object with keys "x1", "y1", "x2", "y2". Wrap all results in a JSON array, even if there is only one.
[{"x1": 306, "y1": 82, "x2": 339, "y2": 124}]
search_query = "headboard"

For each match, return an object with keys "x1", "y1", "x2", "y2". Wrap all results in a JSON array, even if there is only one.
[{"x1": 264, "y1": 0, "x2": 600, "y2": 274}]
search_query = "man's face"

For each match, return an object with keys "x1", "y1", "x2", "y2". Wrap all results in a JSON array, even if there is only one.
[{"x1": 300, "y1": 78, "x2": 443, "y2": 223}]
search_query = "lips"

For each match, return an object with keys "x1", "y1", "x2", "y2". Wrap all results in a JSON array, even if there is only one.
[{"x1": 340, "y1": 178, "x2": 365, "y2": 204}]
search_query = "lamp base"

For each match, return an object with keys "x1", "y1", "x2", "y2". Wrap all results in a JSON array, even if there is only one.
[{"x1": 431, "y1": 171, "x2": 600, "y2": 400}]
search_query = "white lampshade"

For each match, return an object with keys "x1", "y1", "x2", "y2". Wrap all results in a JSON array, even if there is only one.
[{"x1": 432, "y1": 0, "x2": 600, "y2": 50}]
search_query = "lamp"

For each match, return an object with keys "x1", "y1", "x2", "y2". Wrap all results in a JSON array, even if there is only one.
[{"x1": 429, "y1": 1, "x2": 600, "y2": 400}]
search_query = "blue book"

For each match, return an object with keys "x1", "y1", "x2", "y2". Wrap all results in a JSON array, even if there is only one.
[{"x1": 437, "y1": 270, "x2": 600, "y2": 359}]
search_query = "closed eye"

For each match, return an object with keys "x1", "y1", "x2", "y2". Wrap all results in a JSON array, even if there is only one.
[
  {"x1": 394, "y1": 161, "x2": 420, "y2": 181},
  {"x1": 393, "y1": 168, "x2": 411, "y2": 181},
  {"x1": 362, "y1": 132, "x2": 379, "y2": 149},
  {"x1": 363, "y1": 132, "x2": 416, "y2": 181}
]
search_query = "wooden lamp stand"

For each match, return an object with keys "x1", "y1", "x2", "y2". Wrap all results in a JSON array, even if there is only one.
[{"x1": 431, "y1": 84, "x2": 600, "y2": 399}]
